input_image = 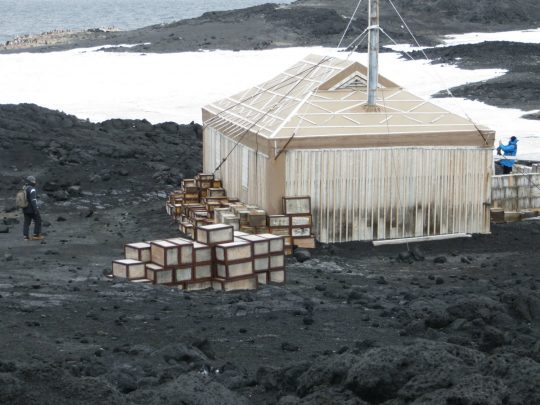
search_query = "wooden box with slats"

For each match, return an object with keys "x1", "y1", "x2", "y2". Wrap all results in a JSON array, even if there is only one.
[
  {"x1": 196, "y1": 224, "x2": 234, "y2": 245},
  {"x1": 150, "y1": 240, "x2": 179, "y2": 267},
  {"x1": 124, "y1": 242, "x2": 151, "y2": 262},
  {"x1": 283, "y1": 196, "x2": 311, "y2": 215},
  {"x1": 258, "y1": 234, "x2": 285, "y2": 253},
  {"x1": 112, "y1": 259, "x2": 146, "y2": 279},
  {"x1": 212, "y1": 275, "x2": 258, "y2": 292},
  {"x1": 166, "y1": 238, "x2": 194, "y2": 265},
  {"x1": 145, "y1": 263, "x2": 174, "y2": 284}
]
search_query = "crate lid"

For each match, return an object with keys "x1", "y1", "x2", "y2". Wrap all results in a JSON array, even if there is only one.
[
  {"x1": 151, "y1": 240, "x2": 177, "y2": 248},
  {"x1": 113, "y1": 259, "x2": 142, "y2": 265},
  {"x1": 125, "y1": 242, "x2": 151, "y2": 249},
  {"x1": 167, "y1": 238, "x2": 193, "y2": 246}
]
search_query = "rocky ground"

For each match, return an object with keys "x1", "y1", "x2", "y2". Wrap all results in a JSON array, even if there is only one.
[
  {"x1": 1, "y1": 1, "x2": 540, "y2": 403},
  {"x1": 1, "y1": 104, "x2": 540, "y2": 404}
]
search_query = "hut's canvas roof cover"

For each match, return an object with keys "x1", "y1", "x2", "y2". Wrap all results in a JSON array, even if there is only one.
[{"x1": 204, "y1": 54, "x2": 494, "y2": 146}]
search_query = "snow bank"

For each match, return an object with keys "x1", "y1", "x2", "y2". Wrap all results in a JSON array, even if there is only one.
[{"x1": 0, "y1": 44, "x2": 539, "y2": 154}]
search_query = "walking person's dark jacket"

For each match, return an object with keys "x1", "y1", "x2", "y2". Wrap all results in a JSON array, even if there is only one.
[
  {"x1": 23, "y1": 185, "x2": 38, "y2": 214},
  {"x1": 21, "y1": 177, "x2": 42, "y2": 239}
]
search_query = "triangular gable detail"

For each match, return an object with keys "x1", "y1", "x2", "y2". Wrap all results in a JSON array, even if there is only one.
[{"x1": 335, "y1": 74, "x2": 368, "y2": 90}]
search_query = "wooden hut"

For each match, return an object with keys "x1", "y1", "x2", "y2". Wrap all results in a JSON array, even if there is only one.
[{"x1": 202, "y1": 54, "x2": 495, "y2": 243}]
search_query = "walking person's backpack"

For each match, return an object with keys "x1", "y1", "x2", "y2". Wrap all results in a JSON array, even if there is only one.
[{"x1": 16, "y1": 186, "x2": 29, "y2": 208}]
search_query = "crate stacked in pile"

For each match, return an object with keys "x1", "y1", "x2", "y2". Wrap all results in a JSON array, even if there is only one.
[
  {"x1": 235, "y1": 232, "x2": 286, "y2": 285},
  {"x1": 267, "y1": 196, "x2": 316, "y2": 253},
  {"x1": 214, "y1": 203, "x2": 268, "y2": 234},
  {"x1": 111, "y1": 223, "x2": 286, "y2": 292}
]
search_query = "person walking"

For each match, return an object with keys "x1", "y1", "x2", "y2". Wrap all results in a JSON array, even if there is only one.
[
  {"x1": 497, "y1": 136, "x2": 518, "y2": 174},
  {"x1": 21, "y1": 176, "x2": 44, "y2": 241}
]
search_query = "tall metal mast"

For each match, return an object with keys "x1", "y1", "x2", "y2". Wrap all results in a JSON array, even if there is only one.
[{"x1": 367, "y1": 0, "x2": 380, "y2": 107}]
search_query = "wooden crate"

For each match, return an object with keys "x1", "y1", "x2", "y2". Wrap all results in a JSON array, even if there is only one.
[
  {"x1": 112, "y1": 259, "x2": 146, "y2": 279},
  {"x1": 259, "y1": 234, "x2": 285, "y2": 253},
  {"x1": 490, "y1": 208, "x2": 505, "y2": 223},
  {"x1": 124, "y1": 242, "x2": 151, "y2": 262},
  {"x1": 214, "y1": 207, "x2": 232, "y2": 224},
  {"x1": 290, "y1": 214, "x2": 312, "y2": 226},
  {"x1": 181, "y1": 179, "x2": 197, "y2": 188},
  {"x1": 208, "y1": 188, "x2": 226, "y2": 197},
  {"x1": 237, "y1": 209, "x2": 250, "y2": 225},
  {"x1": 268, "y1": 227, "x2": 290, "y2": 236},
  {"x1": 240, "y1": 225, "x2": 256, "y2": 234},
  {"x1": 175, "y1": 266, "x2": 193, "y2": 282},
  {"x1": 268, "y1": 268, "x2": 285, "y2": 284},
  {"x1": 253, "y1": 256, "x2": 270, "y2": 272},
  {"x1": 255, "y1": 226, "x2": 269, "y2": 234},
  {"x1": 197, "y1": 173, "x2": 214, "y2": 181},
  {"x1": 248, "y1": 210, "x2": 267, "y2": 227},
  {"x1": 206, "y1": 201, "x2": 221, "y2": 214},
  {"x1": 212, "y1": 275, "x2": 258, "y2": 292},
  {"x1": 222, "y1": 214, "x2": 240, "y2": 231},
  {"x1": 196, "y1": 224, "x2": 234, "y2": 245},
  {"x1": 166, "y1": 238, "x2": 194, "y2": 265},
  {"x1": 269, "y1": 253, "x2": 285, "y2": 269},
  {"x1": 193, "y1": 242, "x2": 212, "y2": 263},
  {"x1": 150, "y1": 240, "x2": 179, "y2": 267},
  {"x1": 236, "y1": 234, "x2": 270, "y2": 256},
  {"x1": 212, "y1": 179, "x2": 223, "y2": 188},
  {"x1": 267, "y1": 215, "x2": 290, "y2": 227},
  {"x1": 215, "y1": 241, "x2": 252, "y2": 262},
  {"x1": 197, "y1": 180, "x2": 213, "y2": 189},
  {"x1": 180, "y1": 222, "x2": 195, "y2": 239},
  {"x1": 285, "y1": 245, "x2": 293, "y2": 256},
  {"x1": 194, "y1": 264, "x2": 212, "y2": 279},
  {"x1": 145, "y1": 263, "x2": 174, "y2": 284},
  {"x1": 293, "y1": 236, "x2": 316, "y2": 249},
  {"x1": 291, "y1": 227, "x2": 311, "y2": 237},
  {"x1": 230, "y1": 203, "x2": 247, "y2": 215},
  {"x1": 216, "y1": 260, "x2": 253, "y2": 279},
  {"x1": 185, "y1": 280, "x2": 212, "y2": 291},
  {"x1": 283, "y1": 196, "x2": 311, "y2": 215}
]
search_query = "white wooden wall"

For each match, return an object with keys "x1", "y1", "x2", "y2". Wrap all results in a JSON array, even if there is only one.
[
  {"x1": 203, "y1": 127, "x2": 267, "y2": 207},
  {"x1": 492, "y1": 174, "x2": 540, "y2": 211},
  {"x1": 286, "y1": 147, "x2": 492, "y2": 243}
]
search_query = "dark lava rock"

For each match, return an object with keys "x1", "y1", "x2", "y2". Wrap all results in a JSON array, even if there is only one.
[
  {"x1": 294, "y1": 249, "x2": 312, "y2": 263},
  {"x1": 57, "y1": 216, "x2": 66, "y2": 222},
  {"x1": 398, "y1": 251, "x2": 414, "y2": 264},
  {"x1": 0, "y1": 226, "x2": 9, "y2": 233},
  {"x1": 50, "y1": 190, "x2": 69, "y2": 201},
  {"x1": 281, "y1": 342, "x2": 300, "y2": 352},
  {"x1": 3, "y1": 217, "x2": 19, "y2": 225},
  {"x1": 411, "y1": 247, "x2": 425, "y2": 261},
  {"x1": 4, "y1": 253, "x2": 13, "y2": 262},
  {"x1": 376, "y1": 276, "x2": 388, "y2": 285},
  {"x1": 67, "y1": 185, "x2": 82, "y2": 196},
  {"x1": 434, "y1": 256, "x2": 447, "y2": 264}
]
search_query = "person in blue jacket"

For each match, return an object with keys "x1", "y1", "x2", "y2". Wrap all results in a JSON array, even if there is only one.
[{"x1": 497, "y1": 136, "x2": 518, "y2": 174}]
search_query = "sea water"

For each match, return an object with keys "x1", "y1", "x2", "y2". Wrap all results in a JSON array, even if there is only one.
[{"x1": 0, "y1": 0, "x2": 295, "y2": 43}]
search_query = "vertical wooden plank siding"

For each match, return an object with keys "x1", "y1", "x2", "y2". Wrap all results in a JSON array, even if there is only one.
[
  {"x1": 286, "y1": 147, "x2": 492, "y2": 243},
  {"x1": 203, "y1": 127, "x2": 267, "y2": 207}
]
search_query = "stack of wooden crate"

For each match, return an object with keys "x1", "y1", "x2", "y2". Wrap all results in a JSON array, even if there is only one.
[
  {"x1": 166, "y1": 174, "x2": 316, "y2": 253},
  {"x1": 267, "y1": 196, "x2": 316, "y2": 251},
  {"x1": 111, "y1": 224, "x2": 286, "y2": 292}
]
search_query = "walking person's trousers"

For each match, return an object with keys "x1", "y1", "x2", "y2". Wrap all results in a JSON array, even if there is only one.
[{"x1": 23, "y1": 212, "x2": 42, "y2": 237}]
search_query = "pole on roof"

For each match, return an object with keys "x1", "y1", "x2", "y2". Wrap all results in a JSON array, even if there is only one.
[{"x1": 367, "y1": 0, "x2": 380, "y2": 107}]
